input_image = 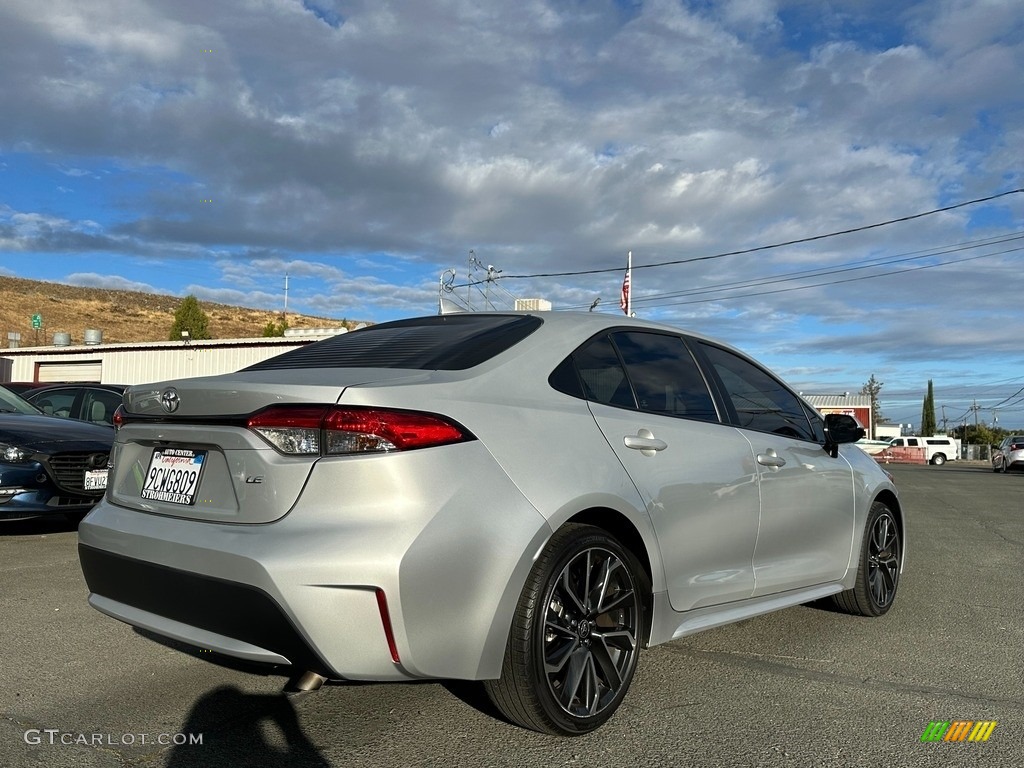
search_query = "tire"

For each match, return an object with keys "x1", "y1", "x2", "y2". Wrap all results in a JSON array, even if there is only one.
[
  {"x1": 831, "y1": 501, "x2": 901, "y2": 617},
  {"x1": 484, "y1": 524, "x2": 646, "y2": 735},
  {"x1": 931, "y1": 453, "x2": 946, "y2": 466}
]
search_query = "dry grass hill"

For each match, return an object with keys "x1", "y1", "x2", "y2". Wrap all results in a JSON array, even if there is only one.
[{"x1": 0, "y1": 276, "x2": 354, "y2": 347}]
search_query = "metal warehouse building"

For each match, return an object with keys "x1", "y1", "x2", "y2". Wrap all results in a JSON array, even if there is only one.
[
  {"x1": 0, "y1": 328, "x2": 347, "y2": 386},
  {"x1": 803, "y1": 393, "x2": 873, "y2": 438}
]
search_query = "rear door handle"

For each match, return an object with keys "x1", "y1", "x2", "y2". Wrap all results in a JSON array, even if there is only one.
[
  {"x1": 756, "y1": 449, "x2": 786, "y2": 469},
  {"x1": 624, "y1": 429, "x2": 667, "y2": 456}
]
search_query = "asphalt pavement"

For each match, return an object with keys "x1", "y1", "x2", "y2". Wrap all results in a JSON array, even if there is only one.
[{"x1": 1, "y1": 462, "x2": 1021, "y2": 767}]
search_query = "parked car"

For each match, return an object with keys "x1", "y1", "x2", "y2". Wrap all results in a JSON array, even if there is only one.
[
  {"x1": 23, "y1": 383, "x2": 126, "y2": 427},
  {"x1": 78, "y1": 312, "x2": 903, "y2": 735},
  {"x1": 0, "y1": 385, "x2": 113, "y2": 524},
  {"x1": 0, "y1": 382, "x2": 43, "y2": 396},
  {"x1": 992, "y1": 435, "x2": 1024, "y2": 473}
]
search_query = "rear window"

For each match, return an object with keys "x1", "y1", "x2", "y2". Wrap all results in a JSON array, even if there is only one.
[{"x1": 245, "y1": 314, "x2": 543, "y2": 372}]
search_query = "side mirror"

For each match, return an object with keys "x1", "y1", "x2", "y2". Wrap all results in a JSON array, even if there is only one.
[{"x1": 823, "y1": 413, "x2": 865, "y2": 458}]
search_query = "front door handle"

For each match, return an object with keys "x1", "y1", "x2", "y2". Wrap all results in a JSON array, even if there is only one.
[
  {"x1": 757, "y1": 448, "x2": 786, "y2": 469},
  {"x1": 625, "y1": 429, "x2": 667, "y2": 457}
]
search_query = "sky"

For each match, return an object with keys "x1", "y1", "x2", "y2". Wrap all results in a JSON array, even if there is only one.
[{"x1": 1, "y1": 0, "x2": 1022, "y2": 429}]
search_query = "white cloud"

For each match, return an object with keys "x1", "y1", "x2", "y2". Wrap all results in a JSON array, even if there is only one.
[
  {"x1": 65, "y1": 272, "x2": 161, "y2": 293},
  {"x1": 1, "y1": 0, "x2": 1022, "y2": 424}
]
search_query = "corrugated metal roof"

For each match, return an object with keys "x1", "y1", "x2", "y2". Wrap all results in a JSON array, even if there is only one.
[
  {"x1": 803, "y1": 394, "x2": 871, "y2": 408},
  {"x1": 1, "y1": 334, "x2": 341, "y2": 356}
]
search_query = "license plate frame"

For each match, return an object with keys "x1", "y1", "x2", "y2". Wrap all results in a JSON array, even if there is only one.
[
  {"x1": 84, "y1": 469, "x2": 108, "y2": 491},
  {"x1": 140, "y1": 448, "x2": 207, "y2": 506}
]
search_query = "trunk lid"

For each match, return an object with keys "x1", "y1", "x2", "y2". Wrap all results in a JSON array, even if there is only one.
[{"x1": 111, "y1": 369, "x2": 434, "y2": 523}]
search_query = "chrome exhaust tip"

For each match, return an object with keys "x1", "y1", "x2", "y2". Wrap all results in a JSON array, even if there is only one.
[{"x1": 290, "y1": 670, "x2": 327, "y2": 692}]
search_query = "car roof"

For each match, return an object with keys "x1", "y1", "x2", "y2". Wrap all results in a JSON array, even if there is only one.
[{"x1": 243, "y1": 311, "x2": 751, "y2": 376}]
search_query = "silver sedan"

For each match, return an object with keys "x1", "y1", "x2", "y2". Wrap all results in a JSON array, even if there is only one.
[{"x1": 78, "y1": 311, "x2": 904, "y2": 735}]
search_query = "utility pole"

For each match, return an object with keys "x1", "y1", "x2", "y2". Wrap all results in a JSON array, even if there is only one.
[{"x1": 283, "y1": 274, "x2": 289, "y2": 326}]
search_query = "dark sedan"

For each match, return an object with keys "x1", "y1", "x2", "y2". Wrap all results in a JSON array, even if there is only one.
[
  {"x1": 23, "y1": 383, "x2": 127, "y2": 427},
  {"x1": 0, "y1": 386, "x2": 113, "y2": 523}
]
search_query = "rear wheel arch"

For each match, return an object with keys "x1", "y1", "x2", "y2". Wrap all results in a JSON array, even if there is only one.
[{"x1": 565, "y1": 508, "x2": 655, "y2": 641}]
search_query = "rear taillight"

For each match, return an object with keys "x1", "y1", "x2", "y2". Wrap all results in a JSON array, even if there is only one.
[
  {"x1": 247, "y1": 405, "x2": 470, "y2": 456},
  {"x1": 112, "y1": 405, "x2": 125, "y2": 432}
]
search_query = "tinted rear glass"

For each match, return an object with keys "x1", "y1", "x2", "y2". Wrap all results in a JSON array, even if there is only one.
[{"x1": 245, "y1": 314, "x2": 543, "y2": 371}]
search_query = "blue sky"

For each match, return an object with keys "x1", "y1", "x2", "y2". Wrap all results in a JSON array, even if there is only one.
[{"x1": 1, "y1": 0, "x2": 1022, "y2": 428}]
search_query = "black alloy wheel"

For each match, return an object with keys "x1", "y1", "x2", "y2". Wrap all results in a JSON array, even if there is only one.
[
  {"x1": 485, "y1": 524, "x2": 646, "y2": 735},
  {"x1": 832, "y1": 501, "x2": 901, "y2": 617}
]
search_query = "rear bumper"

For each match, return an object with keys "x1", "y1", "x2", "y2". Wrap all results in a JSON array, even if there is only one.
[
  {"x1": 80, "y1": 543, "x2": 335, "y2": 674},
  {"x1": 78, "y1": 443, "x2": 551, "y2": 681}
]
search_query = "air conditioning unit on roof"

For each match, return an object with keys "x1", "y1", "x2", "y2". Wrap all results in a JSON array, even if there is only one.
[{"x1": 514, "y1": 298, "x2": 552, "y2": 312}]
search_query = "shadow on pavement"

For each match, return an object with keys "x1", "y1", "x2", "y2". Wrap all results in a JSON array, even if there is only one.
[
  {"x1": 166, "y1": 685, "x2": 330, "y2": 768},
  {"x1": 0, "y1": 516, "x2": 80, "y2": 536}
]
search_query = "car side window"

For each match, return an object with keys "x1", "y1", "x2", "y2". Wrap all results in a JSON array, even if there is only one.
[
  {"x1": 570, "y1": 335, "x2": 637, "y2": 409},
  {"x1": 83, "y1": 390, "x2": 123, "y2": 425},
  {"x1": 610, "y1": 332, "x2": 718, "y2": 422},
  {"x1": 697, "y1": 342, "x2": 816, "y2": 442},
  {"x1": 33, "y1": 389, "x2": 75, "y2": 418}
]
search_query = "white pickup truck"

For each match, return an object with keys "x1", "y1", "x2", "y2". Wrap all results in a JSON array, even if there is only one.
[{"x1": 888, "y1": 436, "x2": 960, "y2": 465}]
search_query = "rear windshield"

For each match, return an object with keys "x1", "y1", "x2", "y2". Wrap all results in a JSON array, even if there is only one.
[{"x1": 245, "y1": 314, "x2": 543, "y2": 371}]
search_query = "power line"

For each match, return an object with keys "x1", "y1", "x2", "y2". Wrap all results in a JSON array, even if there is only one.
[
  {"x1": 614, "y1": 231, "x2": 1024, "y2": 308},
  {"x1": 558, "y1": 235, "x2": 1023, "y2": 311},
  {"x1": 490, "y1": 187, "x2": 1024, "y2": 282},
  {"x1": 637, "y1": 244, "x2": 1023, "y2": 309}
]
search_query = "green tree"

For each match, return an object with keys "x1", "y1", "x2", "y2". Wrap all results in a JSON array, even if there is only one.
[
  {"x1": 957, "y1": 423, "x2": 998, "y2": 447},
  {"x1": 262, "y1": 317, "x2": 289, "y2": 337},
  {"x1": 921, "y1": 379, "x2": 937, "y2": 436},
  {"x1": 169, "y1": 295, "x2": 212, "y2": 340},
  {"x1": 860, "y1": 374, "x2": 884, "y2": 439}
]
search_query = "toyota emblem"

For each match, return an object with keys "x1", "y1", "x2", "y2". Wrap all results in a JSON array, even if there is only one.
[{"x1": 160, "y1": 388, "x2": 181, "y2": 413}]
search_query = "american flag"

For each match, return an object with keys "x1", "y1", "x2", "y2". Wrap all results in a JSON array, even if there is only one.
[{"x1": 620, "y1": 251, "x2": 631, "y2": 315}]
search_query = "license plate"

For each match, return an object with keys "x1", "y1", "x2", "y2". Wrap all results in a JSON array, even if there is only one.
[
  {"x1": 140, "y1": 448, "x2": 207, "y2": 505},
  {"x1": 84, "y1": 469, "x2": 108, "y2": 491}
]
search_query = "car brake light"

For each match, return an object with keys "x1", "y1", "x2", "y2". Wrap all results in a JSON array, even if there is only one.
[
  {"x1": 247, "y1": 405, "x2": 469, "y2": 455},
  {"x1": 112, "y1": 404, "x2": 125, "y2": 432}
]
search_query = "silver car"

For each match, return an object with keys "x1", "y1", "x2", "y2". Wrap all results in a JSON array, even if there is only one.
[
  {"x1": 79, "y1": 312, "x2": 904, "y2": 735},
  {"x1": 992, "y1": 435, "x2": 1024, "y2": 472}
]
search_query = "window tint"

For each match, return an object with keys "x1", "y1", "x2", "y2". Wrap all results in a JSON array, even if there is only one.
[
  {"x1": 0, "y1": 387, "x2": 41, "y2": 414},
  {"x1": 246, "y1": 314, "x2": 542, "y2": 372},
  {"x1": 570, "y1": 335, "x2": 637, "y2": 409},
  {"x1": 82, "y1": 389, "x2": 123, "y2": 425},
  {"x1": 610, "y1": 332, "x2": 718, "y2": 422},
  {"x1": 698, "y1": 343, "x2": 816, "y2": 441},
  {"x1": 32, "y1": 389, "x2": 76, "y2": 418}
]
